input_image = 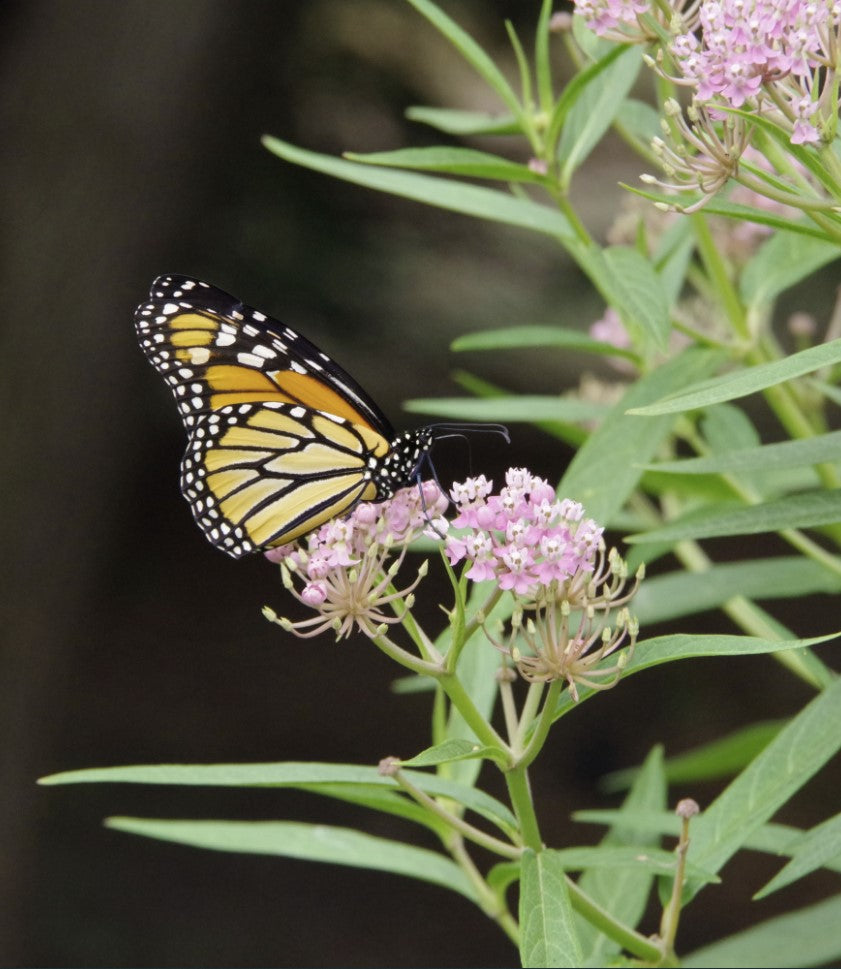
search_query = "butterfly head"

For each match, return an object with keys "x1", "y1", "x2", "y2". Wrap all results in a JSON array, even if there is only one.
[{"x1": 373, "y1": 422, "x2": 509, "y2": 500}]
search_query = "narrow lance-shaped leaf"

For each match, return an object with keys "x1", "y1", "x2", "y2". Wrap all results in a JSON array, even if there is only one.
[
  {"x1": 625, "y1": 489, "x2": 841, "y2": 544},
  {"x1": 576, "y1": 746, "x2": 666, "y2": 964},
  {"x1": 558, "y1": 45, "x2": 643, "y2": 180},
  {"x1": 632, "y1": 557, "x2": 841, "y2": 625},
  {"x1": 345, "y1": 147, "x2": 547, "y2": 184},
  {"x1": 755, "y1": 812, "x2": 841, "y2": 899},
  {"x1": 520, "y1": 849, "x2": 583, "y2": 968},
  {"x1": 39, "y1": 761, "x2": 518, "y2": 834},
  {"x1": 405, "y1": 106, "x2": 519, "y2": 136},
  {"x1": 647, "y1": 428, "x2": 841, "y2": 475},
  {"x1": 740, "y1": 230, "x2": 841, "y2": 309},
  {"x1": 623, "y1": 184, "x2": 835, "y2": 241},
  {"x1": 559, "y1": 347, "x2": 726, "y2": 524},
  {"x1": 551, "y1": 632, "x2": 836, "y2": 722},
  {"x1": 602, "y1": 245, "x2": 670, "y2": 352},
  {"x1": 404, "y1": 0, "x2": 525, "y2": 124},
  {"x1": 628, "y1": 338, "x2": 841, "y2": 415},
  {"x1": 683, "y1": 894, "x2": 841, "y2": 969},
  {"x1": 262, "y1": 136, "x2": 575, "y2": 243},
  {"x1": 106, "y1": 818, "x2": 477, "y2": 901},
  {"x1": 452, "y1": 325, "x2": 638, "y2": 359},
  {"x1": 602, "y1": 721, "x2": 786, "y2": 792},
  {"x1": 404, "y1": 395, "x2": 608, "y2": 423},
  {"x1": 686, "y1": 677, "x2": 841, "y2": 897}
]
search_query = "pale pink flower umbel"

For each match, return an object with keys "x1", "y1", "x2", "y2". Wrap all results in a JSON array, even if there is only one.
[
  {"x1": 669, "y1": 0, "x2": 841, "y2": 145},
  {"x1": 445, "y1": 469, "x2": 604, "y2": 596},
  {"x1": 264, "y1": 482, "x2": 448, "y2": 640},
  {"x1": 446, "y1": 469, "x2": 641, "y2": 697}
]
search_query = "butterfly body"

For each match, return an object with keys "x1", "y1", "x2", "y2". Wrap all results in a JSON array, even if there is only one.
[{"x1": 135, "y1": 275, "x2": 459, "y2": 558}]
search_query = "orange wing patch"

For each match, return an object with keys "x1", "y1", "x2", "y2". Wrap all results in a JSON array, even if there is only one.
[{"x1": 273, "y1": 370, "x2": 375, "y2": 427}]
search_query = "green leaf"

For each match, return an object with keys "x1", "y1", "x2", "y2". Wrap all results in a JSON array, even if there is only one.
[
  {"x1": 535, "y1": 0, "x2": 554, "y2": 112},
  {"x1": 718, "y1": 104, "x2": 841, "y2": 196},
  {"x1": 441, "y1": 587, "x2": 510, "y2": 789},
  {"x1": 40, "y1": 761, "x2": 518, "y2": 835},
  {"x1": 403, "y1": 394, "x2": 608, "y2": 423},
  {"x1": 623, "y1": 183, "x2": 836, "y2": 242},
  {"x1": 602, "y1": 245, "x2": 670, "y2": 351},
  {"x1": 648, "y1": 428, "x2": 841, "y2": 476},
  {"x1": 106, "y1": 818, "x2": 477, "y2": 901},
  {"x1": 653, "y1": 217, "x2": 695, "y2": 307},
  {"x1": 571, "y1": 13, "x2": 613, "y2": 60},
  {"x1": 449, "y1": 370, "x2": 589, "y2": 449},
  {"x1": 683, "y1": 894, "x2": 841, "y2": 968},
  {"x1": 405, "y1": 105, "x2": 519, "y2": 136},
  {"x1": 549, "y1": 846, "x2": 717, "y2": 882},
  {"x1": 576, "y1": 747, "x2": 666, "y2": 965},
  {"x1": 545, "y1": 44, "x2": 629, "y2": 151},
  {"x1": 452, "y1": 324, "x2": 637, "y2": 359},
  {"x1": 520, "y1": 849, "x2": 583, "y2": 968},
  {"x1": 628, "y1": 338, "x2": 841, "y2": 415},
  {"x1": 602, "y1": 720, "x2": 786, "y2": 792},
  {"x1": 575, "y1": 812, "x2": 841, "y2": 877},
  {"x1": 405, "y1": 0, "x2": 525, "y2": 124},
  {"x1": 262, "y1": 137, "x2": 575, "y2": 243},
  {"x1": 552, "y1": 633, "x2": 835, "y2": 722},
  {"x1": 632, "y1": 558, "x2": 841, "y2": 624},
  {"x1": 558, "y1": 45, "x2": 643, "y2": 180},
  {"x1": 687, "y1": 677, "x2": 841, "y2": 897},
  {"x1": 559, "y1": 348, "x2": 726, "y2": 523},
  {"x1": 618, "y1": 97, "x2": 661, "y2": 143},
  {"x1": 398, "y1": 738, "x2": 505, "y2": 768},
  {"x1": 756, "y1": 812, "x2": 841, "y2": 898},
  {"x1": 740, "y1": 231, "x2": 841, "y2": 309},
  {"x1": 625, "y1": 489, "x2": 841, "y2": 544},
  {"x1": 345, "y1": 146, "x2": 546, "y2": 183},
  {"x1": 291, "y1": 781, "x2": 450, "y2": 835}
]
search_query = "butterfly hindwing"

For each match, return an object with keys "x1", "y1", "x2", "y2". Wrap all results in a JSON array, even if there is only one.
[
  {"x1": 134, "y1": 274, "x2": 394, "y2": 438},
  {"x1": 181, "y1": 401, "x2": 388, "y2": 558}
]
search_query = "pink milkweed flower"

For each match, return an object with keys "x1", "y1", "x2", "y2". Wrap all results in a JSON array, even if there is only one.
[
  {"x1": 445, "y1": 469, "x2": 642, "y2": 697},
  {"x1": 264, "y1": 481, "x2": 444, "y2": 640}
]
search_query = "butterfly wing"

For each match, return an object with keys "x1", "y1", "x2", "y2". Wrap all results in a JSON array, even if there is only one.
[
  {"x1": 181, "y1": 401, "x2": 387, "y2": 558},
  {"x1": 134, "y1": 274, "x2": 394, "y2": 438},
  {"x1": 134, "y1": 275, "x2": 395, "y2": 557}
]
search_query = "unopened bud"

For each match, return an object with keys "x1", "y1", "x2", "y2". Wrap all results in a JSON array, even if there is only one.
[{"x1": 676, "y1": 798, "x2": 700, "y2": 819}]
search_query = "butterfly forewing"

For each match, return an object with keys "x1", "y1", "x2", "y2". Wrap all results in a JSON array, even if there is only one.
[{"x1": 134, "y1": 275, "x2": 394, "y2": 438}]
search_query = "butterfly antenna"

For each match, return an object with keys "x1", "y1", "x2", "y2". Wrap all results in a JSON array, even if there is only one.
[{"x1": 429, "y1": 422, "x2": 510, "y2": 443}]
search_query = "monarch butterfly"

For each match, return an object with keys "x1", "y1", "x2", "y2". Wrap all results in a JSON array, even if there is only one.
[{"x1": 135, "y1": 275, "x2": 507, "y2": 558}]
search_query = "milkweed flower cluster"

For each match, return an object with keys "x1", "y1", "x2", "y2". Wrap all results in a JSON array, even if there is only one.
[
  {"x1": 444, "y1": 470, "x2": 641, "y2": 697},
  {"x1": 263, "y1": 481, "x2": 448, "y2": 640},
  {"x1": 265, "y1": 468, "x2": 641, "y2": 701},
  {"x1": 668, "y1": 0, "x2": 840, "y2": 145},
  {"x1": 575, "y1": 0, "x2": 841, "y2": 211}
]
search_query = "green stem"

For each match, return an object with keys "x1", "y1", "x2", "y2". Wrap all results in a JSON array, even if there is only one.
[
  {"x1": 437, "y1": 670, "x2": 510, "y2": 751},
  {"x1": 515, "y1": 681, "x2": 545, "y2": 749},
  {"x1": 391, "y1": 768, "x2": 523, "y2": 858},
  {"x1": 371, "y1": 631, "x2": 444, "y2": 677},
  {"x1": 504, "y1": 765, "x2": 543, "y2": 851},
  {"x1": 500, "y1": 674, "x2": 521, "y2": 745},
  {"x1": 463, "y1": 585, "x2": 505, "y2": 643},
  {"x1": 447, "y1": 834, "x2": 520, "y2": 946},
  {"x1": 691, "y1": 212, "x2": 749, "y2": 340},
  {"x1": 517, "y1": 680, "x2": 562, "y2": 770},
  {"x1": 566, "y1": 877, "x2": 664, "y2": 963}
]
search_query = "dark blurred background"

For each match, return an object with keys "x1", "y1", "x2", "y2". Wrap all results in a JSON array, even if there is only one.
[{"x1": 2, "y1": 1, "x2": 839, "y2": 966}]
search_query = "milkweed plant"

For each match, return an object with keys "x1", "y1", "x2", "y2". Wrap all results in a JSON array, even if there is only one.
[{"x1": 42, "y1": 1, "x2": 841, "y2": 966}]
